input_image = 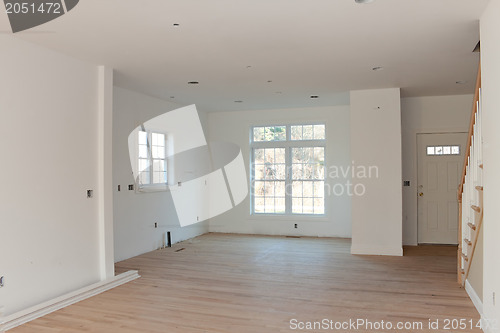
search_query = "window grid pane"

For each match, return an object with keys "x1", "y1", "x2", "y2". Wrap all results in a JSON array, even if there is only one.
[
  {"x1": 138, "y1": 131, "x2": 148, "y2": 144},
  {"x1": 253, "y1": 127, "x2": 265, "y2": 142},
  {"x1": 291, "y1": 126, "x2": 302, "y2": 140},
  {"x1": 253, "y1": 147, "x2": 286, "y2": 214},
  {"x1": 313, "y1": 125, "x2": 326, "y2": 140},
  {"x1": 291, "y1": 146, "x2": 325, "y2": 215}
]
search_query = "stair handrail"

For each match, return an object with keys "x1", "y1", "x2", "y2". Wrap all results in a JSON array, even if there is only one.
[
  {"x1": 457, "y1": 62, "x2": 481, "y2": 286},
  {"x1": 458, "y1": 63, "x2": 482, "y2": 201}
]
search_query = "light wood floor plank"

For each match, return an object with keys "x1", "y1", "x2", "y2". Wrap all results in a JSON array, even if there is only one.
[{"x1": 10, "y1": 234, "x2": 481, "y2": 332}]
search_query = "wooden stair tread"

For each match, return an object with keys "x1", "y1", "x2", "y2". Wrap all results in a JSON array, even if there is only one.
[
  {"x1": 467, "y1": 223, "x2": 477, "y2": 230},
  {"x1": 458, "y1": 65, "x2": 481, "y2": 287},
  {"x1": 471, "y1": 205, "x2": 481, "y2": 213}
]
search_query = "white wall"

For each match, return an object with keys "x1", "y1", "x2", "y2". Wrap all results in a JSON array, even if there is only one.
[
  {"x1": 207, "y1": 106, "x2": 351, "y2": 238},
  {"x1": 0, "y1": 36, "x2": 101, "y2": 316},
  {"x1": 468, "y1": 228, "x2": 483, "y2": 302},
  {"x1": 113, "y1": 87, "x2": 209, "y2": 262},
  {"x1": 401, "y1": 95, "x2": 473, "y2": 245},
  {"x1": 350, "y1": 88, "x2": 403, "y2": 256},
  {"x1": 480, "y1": 1, "x2": 500, "y2": 330}
]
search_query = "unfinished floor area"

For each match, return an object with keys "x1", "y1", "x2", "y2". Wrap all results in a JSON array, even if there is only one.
[{"x1": 11, "y1": 234, "x2": 481, "y2": 332}]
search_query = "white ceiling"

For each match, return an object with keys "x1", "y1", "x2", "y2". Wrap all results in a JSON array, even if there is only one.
[{"x1": 1, "y1": 0, "x2": 488, "y2": 112}]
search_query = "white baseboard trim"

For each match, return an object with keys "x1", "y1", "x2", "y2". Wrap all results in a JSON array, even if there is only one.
[
  {"x1": 465, "y1": 279, "x2": 484, "y2": 317},
  {"x1": 0, "y1": 270, "x2": 140, "y2": 332},
  {"x1": 351, "y1": 244, "x2": 403, "y2": 256}
]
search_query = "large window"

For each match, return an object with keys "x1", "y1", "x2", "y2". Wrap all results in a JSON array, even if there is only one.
[
  {"x1": 138, "y1": 130, "x2": 167, "y2": 186},
  {"x1": 251, "y1": 124, "x2": 326, "y2": 215}
]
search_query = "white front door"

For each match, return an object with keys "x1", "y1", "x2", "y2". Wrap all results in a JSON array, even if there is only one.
[{"x1": 417, "y1": 133, "x2": 467, "y2": 244}]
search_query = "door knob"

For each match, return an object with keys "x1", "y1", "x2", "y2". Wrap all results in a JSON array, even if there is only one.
[{"x1": 419, "y1": 192, "x2": 424, "y2": 197}]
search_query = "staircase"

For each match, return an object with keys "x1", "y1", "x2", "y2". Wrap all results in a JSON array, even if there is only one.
[{"x1": 457, "y1": 64, "x2": 482, "y2": 287}]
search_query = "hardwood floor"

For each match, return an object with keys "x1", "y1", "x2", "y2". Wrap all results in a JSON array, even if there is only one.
[{"x1": 11, "y1": 234, "x2": 481, "y2": 332}]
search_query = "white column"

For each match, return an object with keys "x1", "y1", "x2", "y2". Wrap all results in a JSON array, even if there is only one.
[
  {"x1": 350, "y1": 88, "x2": 403, "y2": 256},
  {"x1": 98, "y1": 66, "x2": 115, "y2": 279},
  {"x1": 480, "y1": 0, "x2": 500, "y2": 329}
]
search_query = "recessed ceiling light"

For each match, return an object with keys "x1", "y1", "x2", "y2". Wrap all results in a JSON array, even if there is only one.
[
  {"x1": 173, "y1": 23, "x2": 180, "y2": 27},
  {"x1": 246, "y1": 65, "x2": 252, "y2": 68},
  {"x1": 372, "y1": 66, "x2": 384, "y2": 71},
  {"x1": 234, "y1": 100, "x2": 243, "y2": 103},
  {"x1": 355, "y1": 0, "x2": 374, "y2": 3},
  {"x1": 310, "y1": 95, "x2": 319, "y2": 99},
  {"x1": 170, "y1": 96, "x2": 175, "y2": 99},
  {"x1": 267, "y1": 80, "x2": 272, "y2": 83},
  {"x1": 456, "y1": 80, "x2": 467, "y2": 84},
  {"x1": 188, "y1": 81, "x2": 199, "y2": 85}
]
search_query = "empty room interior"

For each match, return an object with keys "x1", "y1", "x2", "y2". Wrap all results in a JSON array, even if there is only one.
[{"x1": 2, "y1": 0, "x2": 500, "y2": 332}]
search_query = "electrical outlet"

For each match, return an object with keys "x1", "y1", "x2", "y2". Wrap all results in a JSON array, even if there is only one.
[
  {"x1": 118, "y1": 185, "x2": 121, "y2": 191},
  {"x1": 128, "y1": 184, "x2": 134, "y2": 191},
  {"x1": 87, "y1": 190, "x2": 93, "y2": 198},
  {"x1": 294, "y1": 224, "x2": 298, "y2": 229},
  {"x1": 154, "y1": 222, "x2": 158, "y2": 228},
  {"x1": 0, "y1": 276, "x2": 5, "y2": 288}
]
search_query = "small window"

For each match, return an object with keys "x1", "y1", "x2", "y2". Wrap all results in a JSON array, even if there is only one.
[
  {"x1": 137, "y1": 130, "x2": 168, "y2": 186},
  {"x1": 426, "y1": 145, "x2": 460, "y2": 156}
]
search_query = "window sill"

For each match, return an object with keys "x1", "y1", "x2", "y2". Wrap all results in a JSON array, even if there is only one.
[
  {"x1": 248, "y1": 214, "x2": 329, "y2": 222},
  {"x1": 136, "y1": 183, "x2": 178, "y2": 193}
]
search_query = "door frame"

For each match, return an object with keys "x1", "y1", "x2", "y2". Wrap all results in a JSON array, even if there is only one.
[{"x1": 416, "y1": 131, "x2": 467, "y2": 245}]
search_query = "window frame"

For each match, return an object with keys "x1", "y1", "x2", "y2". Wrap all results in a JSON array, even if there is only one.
[
  {"x1": 426, "y1": 145, "x2": 461, "y2": 156},
  {"x1": 136, "y1": 129, "x2": 170, "y2": 192},
  {"x1": 250, "y1": 123, "x2": 327, "y2": 217}
]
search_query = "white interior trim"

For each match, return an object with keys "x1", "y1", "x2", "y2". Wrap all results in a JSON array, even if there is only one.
[
  {"x1": 0, "y1": 271, "x2": 140, "y2": 332},
  {"x1": 465, "y1": 279, "x2": 484, "y2": 317},
  {"x1": 97, "y1": 66, "x2": 115, "y2": 280}
]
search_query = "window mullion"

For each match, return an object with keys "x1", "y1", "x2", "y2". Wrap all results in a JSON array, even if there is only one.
[
  {"x1": 250, "y1": 147, "x2": 255, "y2": 214},
  {"x1": 148, "y1": 132, "x2": 153, "y2": 184},
  {"x1": 285, "y1": 146, "x2": 292, "y2": 215}
]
